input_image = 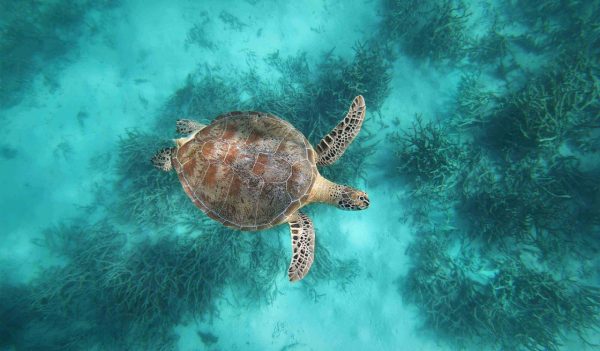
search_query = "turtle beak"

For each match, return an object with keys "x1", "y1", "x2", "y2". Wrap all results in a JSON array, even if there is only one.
[{"x1": 357, "y1": 192, "x2": 370, "y2": 210}]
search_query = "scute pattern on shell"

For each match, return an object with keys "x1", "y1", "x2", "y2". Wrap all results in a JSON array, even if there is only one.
[{"x1": 172, "y1": 111, "x2": 317, "y2": 230}]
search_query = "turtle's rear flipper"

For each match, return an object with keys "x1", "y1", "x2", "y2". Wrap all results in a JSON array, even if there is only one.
[
  {"x1": 287, "y1": 211, "x2": 315, "y2": 282},
  {"x1": 316, "y1": 95, "x2": 366, "y2": 166},
  {"x1": 152, "y1": 147, "x2": 175, "y2": 172},
  {"x1": 176, "y1": 119, "x2": 206, "y2": 135}
]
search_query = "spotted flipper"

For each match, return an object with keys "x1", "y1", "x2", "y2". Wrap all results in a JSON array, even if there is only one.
[
  {"x1": 287, "y1": 211, "x2": 315, "y2": 282},
  {"x1": 316, "y1": 95, "x2": 366, "y2": 166},
  {"x1": 151, "y1": 147, "x2": 175, "y2": 172},
  {"x1": 176, "y1": 119, "x2": 206, "y2": 135}
]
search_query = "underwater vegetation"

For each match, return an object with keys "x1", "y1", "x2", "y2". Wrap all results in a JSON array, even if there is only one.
[
  {"x1": 396, "y1": 120, "x2": 600, "y2": 344},
  {"x1": 484, "y1": 55, "x2": 600, "y2": 157},
  {"x1": 401, "y1": 232, "x2": 600, "y2": 351},
  {"x1": 0, "y1": 281, "x2": 36, "y2": 350},
  {"x1": 506, "y1": 0, "x2": 600, "y2": 55},
  {"x1": 114, "y1": 129, "x2": 196, "y2": 232},
  {"x1": 158, "y1": 68, "x2": 240, "y2": 134},
  {"x1": 392, "y1": 115, "x2": 466, "y2": 201},
  {"x1": 383, "y1": 0, "x2": 471, "y2": 62},
  {"x1": 396, "y1": 108, "x2": 600, "y2": 350},
  {"x1": 452, "y1": 73, "x2": 497, "y2": 129},
  {"x1": 303, "y1": 238, "x2": 360, "y2": 295},
  {"x1": 4, "y1": 219, "x2": 295, "y2": 350},
  {"x1": 218, "y1": 10, "x2": 248, "y2": 32},
  {"x1": 0, "y1": 144, "x2": 18, "y2": 159},
  {"x1": 186, "y1": 20, "x2": 217, "y2": 52},
  {"x1": 467, "y1": 24, "x2": 511, "y2": 67},
  {"x1": 0, "y1": 0, "x2": 118, "y2": 108},
  {"x1": 455, "y1": 155, "x2": 590, "y2": 244},
  {"x1": 393, "y1": 1, "x2": 600, "y2": 349}
]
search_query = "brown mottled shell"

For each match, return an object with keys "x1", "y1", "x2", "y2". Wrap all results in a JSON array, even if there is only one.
[{"x1": 172, "y1": 111, "x2": 318, "y2": 231}]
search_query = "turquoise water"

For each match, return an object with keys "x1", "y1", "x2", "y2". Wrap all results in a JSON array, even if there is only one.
[{"x1": 1, "y1": 0, "x2": 599, "y2": 350}]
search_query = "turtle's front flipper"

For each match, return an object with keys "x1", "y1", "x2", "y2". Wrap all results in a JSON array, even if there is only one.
[
  {"x1": 151, "y1": 147, "x2": 175, "y2": 172},
  {"x1": 287, "y1": 211, "x2": 315, "y2": 282},
  {"x1": 316, "y1": 95, "x2": 366, "y2": 166},
  {"x1": 176, "y1": 119, "x2": 206, "y2": 135}
]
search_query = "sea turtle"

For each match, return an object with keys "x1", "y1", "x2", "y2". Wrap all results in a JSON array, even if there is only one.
[{"x1": 152, "y1": 96, "x2": 370, "y2": 282}]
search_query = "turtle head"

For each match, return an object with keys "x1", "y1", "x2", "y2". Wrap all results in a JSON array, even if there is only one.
[
  {"x1": 337, "y1": 186, "x2": 370, "y2": 211},
  {"x1": 311, "y1": 176, "x2": 370, "y2": 210}
]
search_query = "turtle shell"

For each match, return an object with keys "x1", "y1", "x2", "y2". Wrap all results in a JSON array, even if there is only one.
[{"x1": 172, "y1": 111, "x2": 318, "y2": 231}]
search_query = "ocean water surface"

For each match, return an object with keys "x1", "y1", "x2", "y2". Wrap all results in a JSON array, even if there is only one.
[{"x1": 1, "y1": 0, "x2": 599, "y2": 350}]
